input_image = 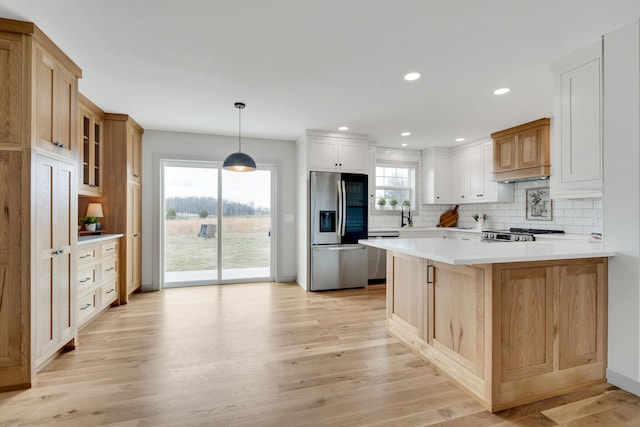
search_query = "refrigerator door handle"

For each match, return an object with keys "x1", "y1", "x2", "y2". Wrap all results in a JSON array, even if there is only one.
[
  {"x1": 337, "y1": 179, "x2": 343, "y2": 238},
  {"x1": 311, "y1": 172, "x2": 317, "y2": 237},
  {"x1": 341, "y1": 180, "x2": 347, "y2": 236}
]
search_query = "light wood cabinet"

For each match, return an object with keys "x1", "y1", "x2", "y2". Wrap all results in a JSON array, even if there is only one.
[
  {"x1": 385, "y1": 250, "x2": 608, "y2": 412},
  {"x1": 0, "y1": 18, "x2": 81, "y2": 391},
  {"x1": 77, "y1": 237, "x2": 121, "y2": 328},
  {"x1": 104, "y1": 114, "x2": 143, "y2": 303},
  {"x1": 550, "y1": 42, "x2": 603, "y2": 199},
  {"x1": 306, "y1": 135, "x2": 368, "y2": 173},
  {"x1": 34, "y1": 45, "x2": 77, "y2": 160},
  {"x1": 421, "y1": 148, "x2": 451, "y2": 204},
  {"x1": 492, "y1": 118, "x2": 550, "y2": 182},
  {"x1": 78, "y1": 94, "x2": 104, "y2": 196},
  {"x1": 33, "y1": 155, "x2": 77, "y2": 367}
]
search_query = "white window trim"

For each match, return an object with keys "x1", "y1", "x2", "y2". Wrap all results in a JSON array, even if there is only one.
[{"x1": 372, "y1": 160, "x2": 419, "y2": 215}]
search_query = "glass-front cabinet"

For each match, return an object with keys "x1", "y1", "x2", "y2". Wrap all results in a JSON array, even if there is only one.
[{"x1": 79, "y1": 94, "x2": 104, "y2": 196}]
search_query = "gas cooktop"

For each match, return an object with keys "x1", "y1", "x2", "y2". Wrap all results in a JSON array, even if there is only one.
[{"x1": 481, "y1": 228, "x2": 564, "y2": 242}]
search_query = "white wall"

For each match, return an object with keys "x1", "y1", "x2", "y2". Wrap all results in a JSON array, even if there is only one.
[
  {"x1": 603, "y1": 19, "x2": 640, "y2": 396},
  {"x1": 140, "y1": 130, "x2": 297, "y2": 290},
  {"x1": 369, "y1": 148, "x2": 603, "y2": 235}
]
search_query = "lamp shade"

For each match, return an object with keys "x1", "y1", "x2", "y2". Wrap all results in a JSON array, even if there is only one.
[
  {"x1": 223, "y1": 152, "x2": 257, "y2": 172},
  {"x1": 86, "y1": 203, "x2": 104, "y2": 218}
]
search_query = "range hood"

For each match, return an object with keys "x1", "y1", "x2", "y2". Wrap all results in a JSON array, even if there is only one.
[{"x1": 491, "y1": 118, "x2": 551, "y2": 183}]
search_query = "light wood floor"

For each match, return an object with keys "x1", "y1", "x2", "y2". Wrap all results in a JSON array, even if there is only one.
[{"x1": 1, "y1": 283, "x2": 640, "y2": 426}]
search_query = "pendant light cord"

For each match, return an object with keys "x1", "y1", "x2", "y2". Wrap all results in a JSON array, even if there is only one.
[{"x1": 235, "y1": 102, "x2": 245, "y2": 153}]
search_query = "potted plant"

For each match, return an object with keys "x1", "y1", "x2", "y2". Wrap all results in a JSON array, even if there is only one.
[
  {"x1": 389, "y1": 199, "x2": 398, "y2": 208},
  {"x1": 377, "y1": 198, "x2": 386, "y2": 208},
  {"x1": 81, "y1": 216, "x2": 98, "y2": 232},
  {"x1": 402, "y1": 200, "x2": 411, "y2": 207}
]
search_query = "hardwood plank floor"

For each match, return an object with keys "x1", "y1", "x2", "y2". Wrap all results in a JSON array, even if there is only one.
[{"x1": 1, "y1": 282, "x2": 638, "y2": 426}]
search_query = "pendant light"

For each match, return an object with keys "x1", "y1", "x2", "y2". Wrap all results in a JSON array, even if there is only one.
[{"x1": 223, "y1": 102, "x2": 257, "y2": 172}]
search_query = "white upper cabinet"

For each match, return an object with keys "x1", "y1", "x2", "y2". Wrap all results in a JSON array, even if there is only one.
[
  {"x1": 306, "y1": 135, "x2": 368, "y2": 173},
  {"x1": 550, "y1": 41, "x2": 603, "y2": 199},
  {"x1": 424, "y1": 141, "x2": 513, "y2": 205},
  {"x1": 421, "y1": 148, "x2": 451, "y2": 204}
]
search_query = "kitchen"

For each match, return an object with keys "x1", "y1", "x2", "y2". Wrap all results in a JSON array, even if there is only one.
[{"x1": 1, "y1": 1, "x2": 640, "y2": 424}]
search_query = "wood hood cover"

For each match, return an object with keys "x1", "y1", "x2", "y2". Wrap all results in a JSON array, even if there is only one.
[{"x1": 491, "y1": 118, "x2": 550, "y2": 182}]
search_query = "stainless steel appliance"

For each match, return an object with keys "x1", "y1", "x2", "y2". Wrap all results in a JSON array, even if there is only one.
[
  {"x1": 310, "y1": 171, "x2": 368, "y2": 291},
  {"x1": 481, "y1": 228, "x2": 564, "y2": 242},
  {"x1": 367, "y1": 230, "x2": 400, "y2": 283}
]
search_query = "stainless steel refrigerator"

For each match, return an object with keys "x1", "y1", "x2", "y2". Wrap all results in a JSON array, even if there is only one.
[{"x1": 310, "y1": 171, "x2": 368, "y2": 291}]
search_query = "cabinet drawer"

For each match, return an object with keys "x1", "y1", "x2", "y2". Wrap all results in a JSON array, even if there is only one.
[
  {"x1": 77, "y1": 267, "x2": 97, "y2": 291},
  {"x1": 100, "y1": 258, "x2": 118, "y2": 282},
  {"x1": 78, "y1": 291, "x2": 97, "y2": 325},
  {"x1": 77, "y1": 246, "x2": 98, "y2": 266},
  {"x1": 100, "y1": 280, "x2": 118, "y2": 308},
  {"x1": 100, "y1": 240, "x2": 118, "y2": 258}
]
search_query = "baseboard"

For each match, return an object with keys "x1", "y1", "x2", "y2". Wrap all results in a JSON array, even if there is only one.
[{"x1": 607, "y1": 368, "x2": 640, "y2": 397}]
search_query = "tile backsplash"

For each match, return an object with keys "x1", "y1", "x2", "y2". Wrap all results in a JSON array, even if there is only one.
[{"x1": 370, "y1": 181, "x2": 602, "y2": 235}]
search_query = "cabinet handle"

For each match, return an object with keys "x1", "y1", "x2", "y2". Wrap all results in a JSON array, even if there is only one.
[
  {"x1": 426, "y1": 265, "x2": 434, "y2": 284},
  {"x1": 52, "y1": 249, "x2": 64, "y2": 256},
  {"x1": 106, "y1": 267, "x2": 115, "y2": 272},
  {"x1": 106, "y1": 288, "x2": 115, "y2": 294},
  {"x1": 334, "y1": 163, "x2": 338, "y2": 167},
  {"x1": 133, "y1": 234, "x2": 139, "y2": 237},
  {"x1": 105, "y1": 247, "x2": 114, "y2": 252},
  {"x1": 80, "y1": 254, "x2": 92, "y2": 259},
  {"x1": 80, "y1": 303, "x2": 91, "y2": 310},
  {"x1": 79, "y1": 278, "x2": 91, "y2": 283},
  {"x1": 133, "y1": 174, "x2": 139, "y2": 178},
  {"x1": 54, "y1": 141, "x2": 65, "y2": 149}
]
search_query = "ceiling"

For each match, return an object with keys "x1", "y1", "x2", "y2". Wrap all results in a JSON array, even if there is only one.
[{"x1": 1, "y1": 1, "x2": 640, "y2": 149}]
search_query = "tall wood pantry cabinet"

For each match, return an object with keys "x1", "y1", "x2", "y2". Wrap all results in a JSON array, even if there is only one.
[
  {"x1": 104, "y1": 114, "x2": 143, "y2": 304},
  {"x1": 0, "y1": 18, "x2": 81, "y2": 391}
]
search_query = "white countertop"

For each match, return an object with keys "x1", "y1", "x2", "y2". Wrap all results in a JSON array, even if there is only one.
[
  {"x1": 78, "y1": 233, "x2": 124, "y2": 245},
  {"x1": 358, "y1": 237, "x2": 614, "y2": 265}
]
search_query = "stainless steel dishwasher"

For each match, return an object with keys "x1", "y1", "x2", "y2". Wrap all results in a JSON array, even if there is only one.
[{"x1": 367, "y1": 230, "x2": 400, "y2": 284}]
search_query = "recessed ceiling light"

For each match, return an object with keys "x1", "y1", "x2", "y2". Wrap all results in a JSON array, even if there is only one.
[
  {"x1": 404, "y1": 72, "x2": 421, "y2": 81},
  {"x1": 401, "y1": 132, "x2": 411, "y2": 136},
  {"x1": 401, "y1": 143, "x2": 408, "y2": 147},
  {"x1": 338, "y1": 126, "x2": 349, "y2": 131},
  {"x1": 384, "y1": 150, "x2": 391, "y2": 154},
  {"x1": 493, "y1": 87, "x2": 510, "y2": 95},
  {"x1": 455, "y1": 138, "x2": 465, "y2": 142}
]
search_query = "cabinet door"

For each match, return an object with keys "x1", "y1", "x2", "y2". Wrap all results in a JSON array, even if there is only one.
[
  {"x1": 337, "y1": 139, "x2": 367, "y2": 173},
  {"x1": 0, "y1": 35, "x2": 22, "y2": 148},
  {"x1": 481, "y1": 143, "x2": 497, "y2": 200},
  {"x1": 388, "y1": 252, "x2": 424, "y2": 338},
  {"x1": 517, "y1": 127, "x2": 545, "y2": 170},
  {"x1": 34, "y1": 48, "x2": 76, "y2": 159},
  {"x1": 127, "y1": 124, "x2": 142, "y2": 182},
  {"x1": 557, "y1": 262, "x2": 605, "y2": 370},
  {"x1": 79, "y1": 106, "x2": 103, "y2": 195},
  {"x1": 34, "y1": 155, "x2": 75, "y2": 365},
  {"x1": 422, "y1": 150, "x2": 451, "y2": 204},
  {"x1": 126, "y1": 183, "x2": 141, "y2": 297},
  {"x1": 555, "y1": 58, "x2": 602, "y2": 194},
  {"x1": 499, "y1": 266, "x2": 554, "y2": 382},
  {"x1": 493, "y1": 135, "x2": 516, "y2": 172},
  {"x1": 430, "y1": 262, "x2": 484, "y2": 377},
  {"x1": 468, "y1": 146, "x2": 484, "y2": 200},
  {"x1": 450, "y1": 150, "x2": 468, "y2": 202},
  {"x1": 307, "y1": 137, "x2": 339, "y2": 171}
]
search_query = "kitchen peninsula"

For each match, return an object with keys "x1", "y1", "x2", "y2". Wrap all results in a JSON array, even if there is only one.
[{"x1": 359, "y1": 237, "x2": 615, "y2": 412}]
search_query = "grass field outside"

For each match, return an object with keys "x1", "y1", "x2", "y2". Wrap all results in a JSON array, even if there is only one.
[{"x1": 164, "y1": 215, "x2": 270, "y2": 272}]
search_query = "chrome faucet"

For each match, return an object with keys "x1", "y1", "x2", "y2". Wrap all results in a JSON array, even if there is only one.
[{"x1": 401, "y1": 205, "x2": 412, "y2": 227}]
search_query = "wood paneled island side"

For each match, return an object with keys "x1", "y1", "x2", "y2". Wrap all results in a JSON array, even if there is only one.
[{"x1": 359, "y1": 238, "x2": 614, "y2": 412}]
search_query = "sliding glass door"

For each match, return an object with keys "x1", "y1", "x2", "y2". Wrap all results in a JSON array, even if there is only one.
[{"x1": 161, "y1": 160, "x2": 273, "y2": 287}]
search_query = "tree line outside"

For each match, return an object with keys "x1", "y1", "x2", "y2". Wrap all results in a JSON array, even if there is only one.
[{"x1": 165, "y1": 196, "x2": 270, "y2": 219}]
